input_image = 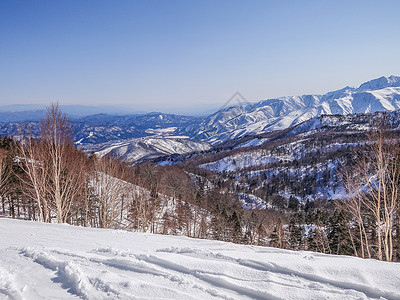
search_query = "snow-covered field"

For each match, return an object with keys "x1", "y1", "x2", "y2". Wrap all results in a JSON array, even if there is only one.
[{"x1": 1, "y1": 219, "x2": 399, "y2": 300}]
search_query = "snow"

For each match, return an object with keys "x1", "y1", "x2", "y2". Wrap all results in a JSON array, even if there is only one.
[
  {"x1": 145, "y1": 127, "x2": 178, "y2": 135},
  {"x1": 92, "y1": 137, "x2": 211, "y2": 164},
  {"x1": 233, "y1": 138, "x2": 269, "y2": 149},
  {"x1": 1, "y1": 218, "x2": 399, "y2": 300},
  {"x1": 237, "y1": 193, "x2": 268, "y2": 209},
  {"x1": 200, "y1": 150, "x2": 286, "y2": 173}
]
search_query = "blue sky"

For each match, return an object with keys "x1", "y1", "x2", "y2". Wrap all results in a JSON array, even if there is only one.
[{"x1": 1, "y1": 0, "x2": 399, "y2": 114}]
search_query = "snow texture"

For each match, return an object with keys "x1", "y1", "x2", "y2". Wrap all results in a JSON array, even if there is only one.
[{"x1": 1, "y1": 218, "x2": 399, "y2": 300}]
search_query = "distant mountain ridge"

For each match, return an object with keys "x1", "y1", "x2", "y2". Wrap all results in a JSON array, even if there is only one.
[
  {"x1": 0, "y1": 104, "x2": 142, "y2": 121},
  {"x1": 194, "y1": 75, "x2": 400, "y2": 144}
]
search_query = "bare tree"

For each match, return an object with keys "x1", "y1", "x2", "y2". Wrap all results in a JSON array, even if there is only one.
[
  {"x1": 344, "y1": 117, "x2": 399, "y2": 261},
  {"x1": 342, "y1": 168, "x2": 372, "y2": 259},
  {"x1": 364, "y1": 126, "x2": 400, "y2": 262},
  {"x1": 0, "y1": 148, "x2": 11, "y2": 215},
  {"x1": 92, "y1": 155, "x2": 128, "y2": 229},
  {"x1": 16, "y1": 135, "x2": 49, "y2": 222},
  {"x1": 39, "y1": 103, "x2": 87, "y2": 223},
  {"x1": 17, "y1": 104, "x2": 86, "y2": 223}
]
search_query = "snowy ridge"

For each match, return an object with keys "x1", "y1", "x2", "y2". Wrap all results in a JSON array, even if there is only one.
[
  {"x1": 358, "y1": 75, "x2": 400, "y2": 91},
  {"x1": 237, "y1": 193, "x2": 269, "y2": 209},
  {"x1": 1, "y1": 218, "x2": 399, "y2": 299},
  {"x1": 87, "y1": 137, "x2": 211, "y2": 164}
]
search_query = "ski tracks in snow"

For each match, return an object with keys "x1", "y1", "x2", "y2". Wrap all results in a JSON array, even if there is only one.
[
  {"x1": 18, "y1": 246, "x2": 238, "y2": 300},
  {"x1": 0, "y1": 266, "x2": 23, "y2": 300},
  {"x1": 1, "y1": 245, "x2": 393, "y2": 300}
]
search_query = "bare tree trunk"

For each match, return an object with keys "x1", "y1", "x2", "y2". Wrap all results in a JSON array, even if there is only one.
[{"x1": 16, "y1": 135, "x2": 48, "y2": 222}]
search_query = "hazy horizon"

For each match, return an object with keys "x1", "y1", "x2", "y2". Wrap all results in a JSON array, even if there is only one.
[
  {"x1": 1, "y1": 0, "x2": 399, "y2": 112},
  {"x1": 1, "y1": 73, "x2": 400, "y2": 116}
]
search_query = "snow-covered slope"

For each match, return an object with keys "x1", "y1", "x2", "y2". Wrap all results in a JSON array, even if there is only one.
[
  {"x1": 1, "y1": 218, "x2": 399, "y2": 300},
  {"x1": 86, "y1": 137, "x2": 211, "y2": 163},
  {"x1": 199, "y1": 149, "x2": 287, "y2": 172},
  {"x1": 194, "y1": 76, "x2": 400, "y2": 144}
]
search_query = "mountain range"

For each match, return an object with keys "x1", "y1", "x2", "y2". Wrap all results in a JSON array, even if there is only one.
[
  {"x1": 192, "y1": 75, "x2": 400, "y2": 144},
  {"x1": 1, "y1": 75, "x2": 400, "y2": 162}
]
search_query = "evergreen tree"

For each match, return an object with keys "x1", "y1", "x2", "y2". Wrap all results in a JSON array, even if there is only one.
[
  {"x1": 327, "y1": 210, "x2": 353, "y2": 255},
  {"x1": 288, "y1": 216, "x2": 305, "y2": 250},
  {"x1": 307, "y1": 227, "x2": 329, "y2": 253},
  {"x1": 269, "y1": 218, "x2": 286, "y2": 248},
  {"x1": 228, "y1": 210, "x2": 243, "y2": 243}
]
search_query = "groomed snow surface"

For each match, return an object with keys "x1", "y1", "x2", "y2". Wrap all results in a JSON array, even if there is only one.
[{"x1": 0, "y1": 219, "x2": 399, "y2": 300}]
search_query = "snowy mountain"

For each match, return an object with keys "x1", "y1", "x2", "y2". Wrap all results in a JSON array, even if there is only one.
[
  {"x1": 1, "y1": 218, "x2": 399, "y2": 300},
  {"x1": 358, "y1": 75, "x2": 400, "y2": 91},
  {"x1": 194, "y1": 76, "x2": 400, "y2": 144}
]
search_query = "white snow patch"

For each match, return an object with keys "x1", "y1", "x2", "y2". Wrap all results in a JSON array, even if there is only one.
[{"x1": 1, "y1": 219, "x2": 400, "y2": 300}]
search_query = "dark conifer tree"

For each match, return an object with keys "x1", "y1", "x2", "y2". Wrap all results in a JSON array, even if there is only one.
[{"x1": 327, "y1": 210, "x2": 353, "y2": 255}]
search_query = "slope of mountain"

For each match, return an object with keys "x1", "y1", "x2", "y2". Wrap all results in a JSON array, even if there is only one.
[
  {"x1": 86, "y1": 136, "x2": 211, "y2": 164},
  {"x1": 1, "y1": 218, "x2": 399, "y2": 300}
]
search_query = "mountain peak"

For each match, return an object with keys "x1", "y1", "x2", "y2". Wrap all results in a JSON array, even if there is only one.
[{"x1": 358, "y1": 75, "x2": 400, "y2": 91}]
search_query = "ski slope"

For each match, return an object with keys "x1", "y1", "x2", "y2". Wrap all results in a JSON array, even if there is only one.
[{"x1": 0, "y1": 218, "x2": 399, "y2": 300}]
